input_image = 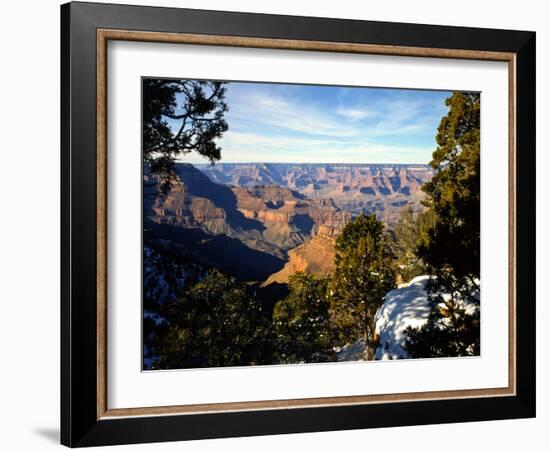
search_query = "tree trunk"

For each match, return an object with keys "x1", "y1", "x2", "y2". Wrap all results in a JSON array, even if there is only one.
[{"x1": 363, "y1": 322, "x2": 378, "y2": 360}]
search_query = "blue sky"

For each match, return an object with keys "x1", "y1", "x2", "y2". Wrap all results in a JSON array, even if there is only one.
[{"x1": 177, "y1": 82, "x2": 452, "y2": 164}]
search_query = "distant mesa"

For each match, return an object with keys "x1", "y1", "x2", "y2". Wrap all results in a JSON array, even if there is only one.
[
  {"x1": 198, "y1": 162, "x2": 433, "y2": 224},
  {"x1": 359, "y1": 187, "x2": 375, "y2": 195}
]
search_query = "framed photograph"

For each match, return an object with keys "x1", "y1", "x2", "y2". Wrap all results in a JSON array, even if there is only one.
[{"x1": 61, "y1": 1, "x2": 536, "y2": 447}]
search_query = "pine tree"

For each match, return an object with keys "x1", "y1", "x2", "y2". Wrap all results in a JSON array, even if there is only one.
[
  {"x1": 418, "y1": 92, "x2": 480, "y2": 287},
  {"x1": 404, "y1": 293, "x2": 480, "y2": 358},
  {"x1": 329, "y1": 213, "x2": 395, "y2": 359},
  {"x1": 390, "y1": 207, "x2": 432, "y2": 284},
  {"x1": 406, "y1": 92, "x2": 481, "y2": 358},
  {"x1": 154, "y1": 269, "x2": 272, "y2": 369},
  {"x1": 272, "y1": 273, "x2": 335, "y2": 364},
  {"x1": 143, "y1": 79, "x2": 228, "y2": 186}
]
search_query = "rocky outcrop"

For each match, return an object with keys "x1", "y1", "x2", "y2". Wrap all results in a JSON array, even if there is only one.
[{"x1": 262, "y1": 224, "x2": 341, "y2": 286}]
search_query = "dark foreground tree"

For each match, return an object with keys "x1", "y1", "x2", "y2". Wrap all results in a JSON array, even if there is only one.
[
  {"x1": 143, "y1": 79, "x2": 228, "y2": 184},
  {"x1": 406, "y1": 91, "x2": 481, "y2": 358},
  {"x1": 272, "y1": 273, "x2": 335, "y2": 364},
  {"x1": 154, "y1": 269, "x2": 271, "y2": 369},
  {"x1": 404, "y1": 292, "x2": 480, "y2": 358},
  {"x1": 329, "y1": 213, "x2": 395, "y2": 359},
  {"x1": 418, "y1": 91, "x2": 480, "y2": 285}
]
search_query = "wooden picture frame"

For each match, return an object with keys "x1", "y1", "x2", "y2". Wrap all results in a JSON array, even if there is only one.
[{"x1": 61, "y1": 1, "x2": 535, "y2": 447}]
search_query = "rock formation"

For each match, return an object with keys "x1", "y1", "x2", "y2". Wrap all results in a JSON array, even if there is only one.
[
  {"x1": 262, "y1": 224, "x2": 341, "y2": 286},
  {"x1": 199, "y1": 163, "x2": 433, "y2": 224},
  {"x1": 143, "y1": 164, "x2": 352, "y2": 281}
]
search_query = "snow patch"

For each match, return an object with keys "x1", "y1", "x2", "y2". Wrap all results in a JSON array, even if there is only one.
[
  {"x1": 336, "y1": 338, "x2": 367, "y2": 362},
  {"x1": 144, "y1": 310, "x2": 168, "y2": 326},
  {"x1": 374, "y1": 275, "x2": 433, "y2": 360}
]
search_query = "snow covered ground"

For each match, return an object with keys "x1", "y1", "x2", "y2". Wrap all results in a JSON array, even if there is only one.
[
  {"x1": 336, "y1": 276, "x2": 434, "y2": 362},
  {"x1": 374, "y1": 275, "x2": 433, "y2": 360},
  {"x1": 336, "y1": 338, "x2": 367, "y2": 362},
  {"x1": 333, "y1": 274, "x2": 481, "y2": 362},
  {"x1": 334, "y1": 276, "x2": 431, "y2": 361}
]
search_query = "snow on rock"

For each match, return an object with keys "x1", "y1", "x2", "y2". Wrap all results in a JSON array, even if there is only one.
[
  {"x1": 337, "y1": 275, "x2": 478, "y2": 362},
  {"x1": 142, "y1": 243, "x2": 205, "y2": 369},
  {"x1": 144, "y1": 310, "x2": 168, "y2": 326},
  {"x1": 143, "y1": 244, "x2": 191, "y2": 307},
  {"x1": 336, "y1": 338, "x2": 367, "y2": 362},
  {"x1": 374, "y1": 275, "x2": 433, "y2": 360}
]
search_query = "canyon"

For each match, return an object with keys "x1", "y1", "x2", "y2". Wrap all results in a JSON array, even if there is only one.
[
  {"x1": 144, "y1": 162, "x2": 433, "y2": 286},
  {"x1": 198, "y1": 163, "x2": 433, "y2": 223}
]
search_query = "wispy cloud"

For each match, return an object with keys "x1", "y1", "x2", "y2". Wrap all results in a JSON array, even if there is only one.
[
  {"x1": 180, "y1": 82, "x2": 452, "y2": 164},
  {"x1": 229, "y1": 91, "x2": 360, "y2": 138},
  {"x1": 182, "y1": 130, "x2": 435, "y2": 164},
  {"x1": 336, "y1": 106, "x2": 376, "y2": 121}
]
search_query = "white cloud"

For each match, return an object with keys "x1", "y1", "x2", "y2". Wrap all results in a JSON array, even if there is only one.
[
  {"x1": 228, "y1": 88, "x2": 447, "y2": 141},
  {"x1": 336, "y1": 106, "x2": 376, "y2": 121},
  {"x1": 182, "y1": 130, "x2": 433, "y2": 164},
  {"x1": 229, "y1": 92, "x2": 360, "y2": 138},
  {"x1": 175, "y1": 84, "x2": 450, "y2": 165}
]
